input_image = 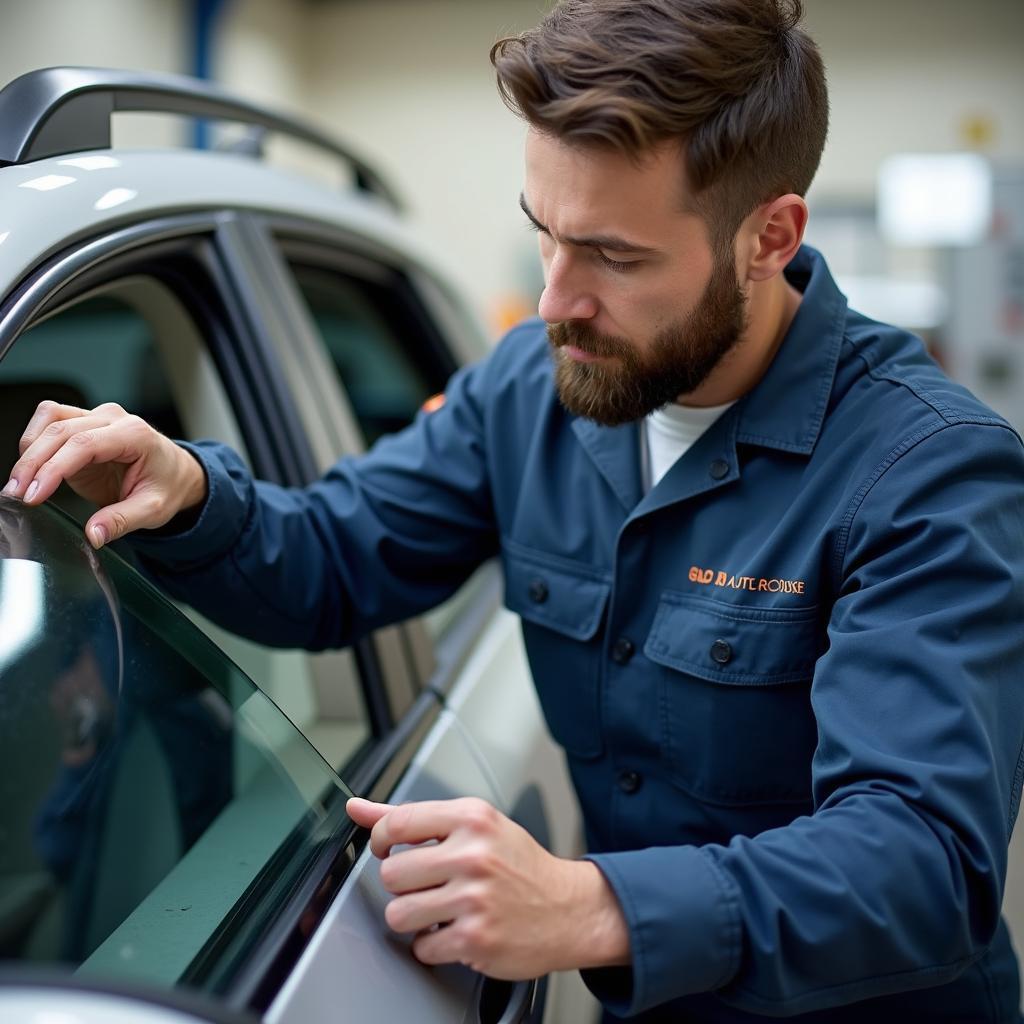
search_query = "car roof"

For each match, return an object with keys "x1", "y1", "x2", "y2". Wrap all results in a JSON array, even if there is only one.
[{"x1": 0, "y1": 146, "x2": 451, "y2": 298}]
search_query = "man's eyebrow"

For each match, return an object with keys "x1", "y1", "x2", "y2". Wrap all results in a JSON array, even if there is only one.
[{"x1": 518, "y1": 193, "x2": 658, "y2": 255}]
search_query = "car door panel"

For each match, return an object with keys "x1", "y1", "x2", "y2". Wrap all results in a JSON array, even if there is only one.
[{"x1": 267, "y1": 708, "x2": 500, "y2": 1024}]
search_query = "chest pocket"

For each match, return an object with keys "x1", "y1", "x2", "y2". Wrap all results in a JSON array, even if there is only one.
[
  {"x1": 645, "y1": 591, "x2": 822, "y2": 806},
  {"x1": 502, "y1": 540, "x2": 610, "y2": 759}
]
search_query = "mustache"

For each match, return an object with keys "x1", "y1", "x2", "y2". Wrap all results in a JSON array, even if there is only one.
[{"x1": 546, "y1": 321, "x2": 631, "y2": 359}]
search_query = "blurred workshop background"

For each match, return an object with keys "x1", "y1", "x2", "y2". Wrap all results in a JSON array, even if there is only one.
[
  {"x1": 2, "y1": 0, "x2": 1023, "y2": 427},
  {"x1": 2, "y1": 0, "x2": 1023, "y2": 962}
]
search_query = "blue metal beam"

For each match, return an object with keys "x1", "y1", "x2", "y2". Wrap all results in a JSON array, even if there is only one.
[{"x1": 192, "y1": 0, "x2": 228, "y2": 149}]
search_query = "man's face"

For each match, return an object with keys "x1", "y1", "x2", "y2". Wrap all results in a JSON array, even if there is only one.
[{"x1": 523, "y1": 130, "x2": 748, "y2": 425}]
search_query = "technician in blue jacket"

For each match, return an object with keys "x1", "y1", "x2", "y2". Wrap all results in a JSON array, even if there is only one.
[{"x1": 6, "y1": 0, "x2": 1024, "y2": 1020}]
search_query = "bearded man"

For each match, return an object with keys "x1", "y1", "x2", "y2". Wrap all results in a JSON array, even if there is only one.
[{"x1": 7, "y1": 1, "x2": 1024, "y2": 1020}]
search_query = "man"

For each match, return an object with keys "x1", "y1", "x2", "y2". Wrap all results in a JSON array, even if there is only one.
[{"x1": 5, "y1": 0, "x2": 1024, "y2": 1019}]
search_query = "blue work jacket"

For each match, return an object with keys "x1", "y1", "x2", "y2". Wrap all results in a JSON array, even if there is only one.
[{"x1": 134, "y1": 247, "x2": 1024, "y2": 1021}]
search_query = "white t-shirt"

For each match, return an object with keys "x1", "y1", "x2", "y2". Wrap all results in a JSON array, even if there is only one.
[{"x1": 642, "y1": 400, "x2": 735, "y2": 492}]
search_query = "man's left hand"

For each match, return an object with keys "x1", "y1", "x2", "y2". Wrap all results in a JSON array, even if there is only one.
[{"x1": 347, "y1": 796, "x2": 630, "y2": 979}]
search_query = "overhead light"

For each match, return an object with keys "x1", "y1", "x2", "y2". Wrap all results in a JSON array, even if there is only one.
[{"x1": 878, "y1": 153, "x2": 993, "y2": 246}]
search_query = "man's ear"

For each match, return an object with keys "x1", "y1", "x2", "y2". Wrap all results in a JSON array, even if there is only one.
[{"x1": 742, "y1": 194, "x2": 808, "y2": 283}]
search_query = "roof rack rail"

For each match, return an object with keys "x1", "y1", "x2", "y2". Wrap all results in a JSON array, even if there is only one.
[{"x1": 0, "y1": 66, "x2": 401, "y2": 210}]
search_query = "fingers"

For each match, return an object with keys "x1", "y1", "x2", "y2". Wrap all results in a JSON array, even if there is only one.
[
  {"x1": 366, "y1": 798, "x2": 499, "y2": 860},
  {"x1": 13, "y1": 418, "x2": 144, "y2": 508},
  {"x1": 6, "y1": 401, "x2": 130, "y2": 501},
  {"x1": 6, "y1": 413, "x2": 110, "y2": 501},
  {"x1": 18, "y1": 400, "x2": 90, "y2": 457},
  {"x1": 411, "y1": 925, "x2": 473, "y2": 969},
  {"x1": 385, "y1": 885, "x2": 464, "y2": 935},
  {"x1": 379, "y1": 843, "x2": 454, "y2": 895}
]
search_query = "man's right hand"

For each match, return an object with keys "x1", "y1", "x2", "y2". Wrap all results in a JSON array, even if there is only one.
[{"x1": 2, "y1": 400, "x2": 207, "y2": 549}]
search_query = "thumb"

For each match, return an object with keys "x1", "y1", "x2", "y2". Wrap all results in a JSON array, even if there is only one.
[
  {"x1": 85, "y1": 488, "x2": 171, "y2": 549},
  {"x1": 347, "y1": 797, "x2": 393, "y2": 829}
]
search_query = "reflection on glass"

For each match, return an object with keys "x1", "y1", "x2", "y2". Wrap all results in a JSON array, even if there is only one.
[
  {"x1": 0, "y1": 560, "x2": 44, "y2": 674},
  {"x1": 0, "y1": 495, "x2": 352, "y2": 990}
]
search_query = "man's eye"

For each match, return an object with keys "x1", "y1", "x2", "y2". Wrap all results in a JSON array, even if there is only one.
[{"x1": 596, "y1": 250, "x2": 639, "y2": 273}]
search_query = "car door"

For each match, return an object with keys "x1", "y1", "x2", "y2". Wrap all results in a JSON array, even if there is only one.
[{"x1": 0, "y1": 493, "x2": 521, "y2": 1022}]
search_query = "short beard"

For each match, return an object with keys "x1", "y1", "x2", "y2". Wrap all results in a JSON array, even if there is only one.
[{"x1": 547, "y1": 254, "x2": 747, "y2": 426}]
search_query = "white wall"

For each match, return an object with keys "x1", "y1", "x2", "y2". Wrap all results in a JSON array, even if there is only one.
[{"x1": 804, "y1": 0, "x2": 1024, "y2": 203}]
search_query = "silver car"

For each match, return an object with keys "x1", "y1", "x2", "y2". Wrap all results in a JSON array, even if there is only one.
[{"x1": 0, "y1": 67, "x2": 587, "y2": 1024}]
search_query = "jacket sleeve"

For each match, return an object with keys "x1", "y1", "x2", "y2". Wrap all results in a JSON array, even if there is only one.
[
  {"x1": 583, "y1": 420, "x2": 1024, "y2": 1017},
  {"x1": 128, "y1": 356, "x2": 499, "y2": 650}
]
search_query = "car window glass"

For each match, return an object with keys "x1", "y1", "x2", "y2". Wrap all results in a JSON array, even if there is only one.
[
  {"x1": 0, "y1": 278, "x2": 369, "y2": 772},
  {"x1": 288, "y1": 264, "x2": 446, "y2": 446},
  {"x1": 0, "y1": 496, "x2": 350, "y2": 991}
]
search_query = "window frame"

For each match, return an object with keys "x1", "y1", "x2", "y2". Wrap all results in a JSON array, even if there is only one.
[
  {"x1": 253, "y1": 217, "x2": 505, "y2": 698},
  {"x1": 206, "y1": 214, "x2": 446, "y2": 728}
]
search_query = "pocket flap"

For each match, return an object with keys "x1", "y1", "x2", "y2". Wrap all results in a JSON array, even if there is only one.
[
  {"x1": 644, "y1": 592, "x2": 820, "y2": 685},
  {"x1": 502, "y1": 542, "x2": 610, "y2": 642}
]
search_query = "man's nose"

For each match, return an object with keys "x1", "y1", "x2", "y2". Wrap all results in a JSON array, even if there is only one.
[{"x1": 537, "y1": 250, "x2": 598, "y2": 324}]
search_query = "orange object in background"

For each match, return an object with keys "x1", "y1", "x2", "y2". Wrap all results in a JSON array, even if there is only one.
[{"x1": 490, "y1": 293, "x2": 536, "y2": 339}]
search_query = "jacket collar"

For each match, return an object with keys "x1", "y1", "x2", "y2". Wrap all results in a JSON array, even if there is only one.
[{"x1": 734, "y1": 244, "x2": 847, "y2": 455}]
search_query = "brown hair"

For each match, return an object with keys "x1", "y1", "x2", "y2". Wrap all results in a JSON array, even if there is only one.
[{"x1": 491, "y1": 0, "x2": 828, "y2": 249}]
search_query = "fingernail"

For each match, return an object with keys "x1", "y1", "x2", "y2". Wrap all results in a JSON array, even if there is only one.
[
  {"x1": 89, "y1": 524, "x2": 108, "y2": 549},
  {"x1": 2, "y1": 478, "x2": 17, "y2": 495},
  {"x1": 24, "y1": 480, "x2": 39, "y2": 503}
]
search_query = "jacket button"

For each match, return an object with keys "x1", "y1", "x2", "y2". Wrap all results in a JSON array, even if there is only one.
[
  {"x1": 709, "y1": 459, "x2": 730, "y2": 480},
  {"x1": 711, "y1": 638, "x2": 733, "y2": 665},
  {"x1": 618, "y1": 771, "x2": 642, "y2": 794},
  {"x1": 528, "y1": 578, "x2": 549, "y2": 604},
  {"x1": 611, "y1": 636, "x2": 635, "y2": 664}
]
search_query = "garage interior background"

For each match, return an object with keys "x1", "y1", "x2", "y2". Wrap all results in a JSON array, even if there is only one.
[{"x1": 2, "y1": 0, "x2": 1024, "y2": 978}]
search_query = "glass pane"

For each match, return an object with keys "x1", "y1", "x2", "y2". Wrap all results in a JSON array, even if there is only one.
[
  {"x1": 290, "y1": 265, "x2": 438, "y2": 446},
  {"x1": 0, "y1": 495, "x2": 351, "y2": 989}
]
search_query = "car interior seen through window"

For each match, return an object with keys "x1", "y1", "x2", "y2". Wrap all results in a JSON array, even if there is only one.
[{"x1": 288, "y1": 262, "x2": 451, "y2": 446}]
